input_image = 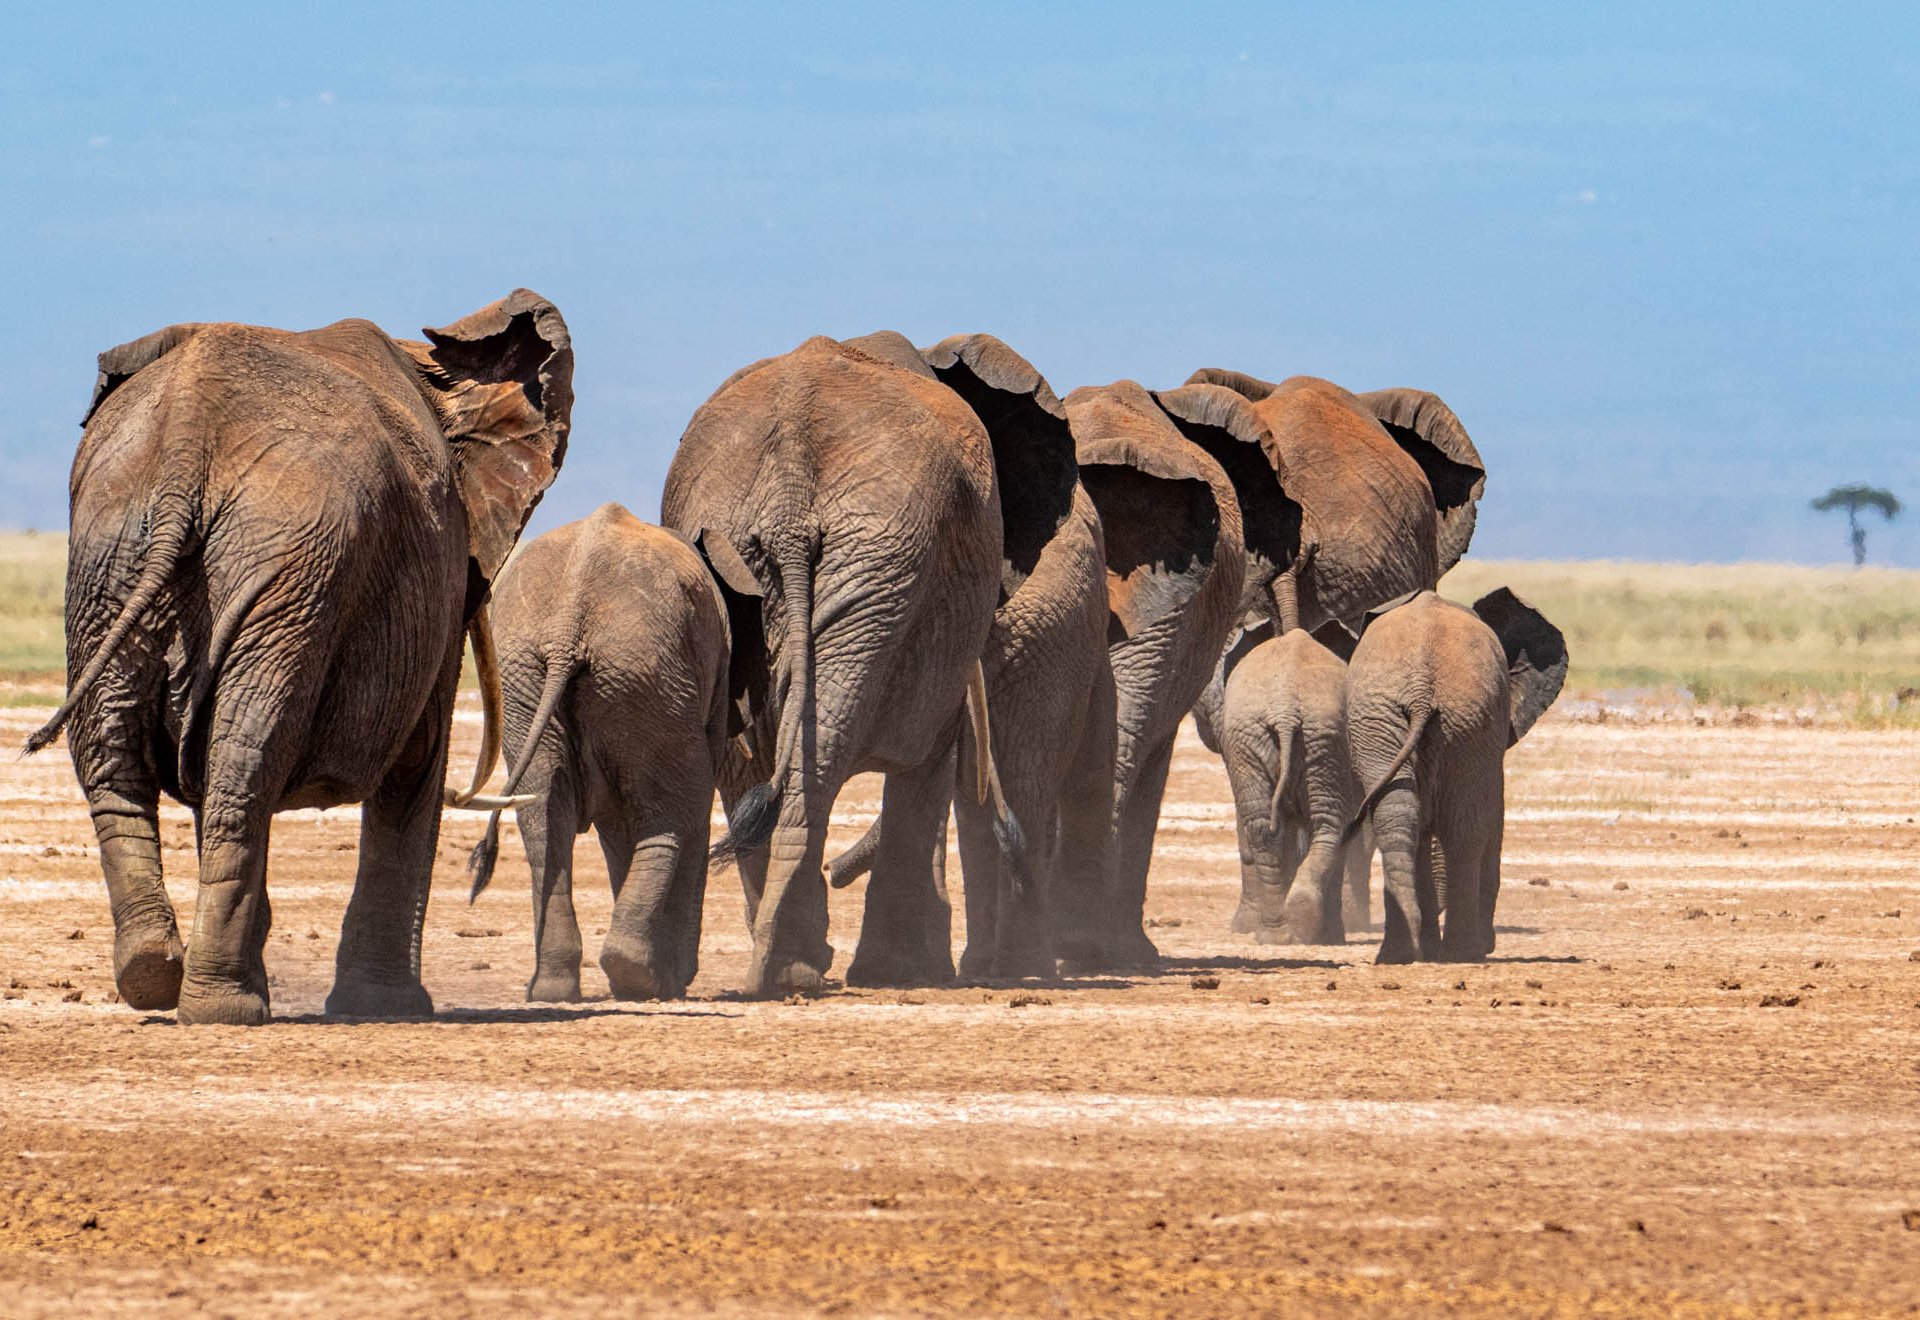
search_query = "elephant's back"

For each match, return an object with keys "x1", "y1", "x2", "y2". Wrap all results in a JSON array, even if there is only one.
[
  {"x1": 495, "y1": 505, "x2": 725, "y2": 711},
  {"x1": 1230, "y1": 630, "x2": 1348, "y2": 721},
  {"x1": 1254, "y1": 380, "x2": 1437, "y2": 624},
  {"x1": 665, "y1": 336, "x2": 997, "y2": 548},
  {"x1": 1349, "y1": 594, "x2": 1505, "y2": 752}
]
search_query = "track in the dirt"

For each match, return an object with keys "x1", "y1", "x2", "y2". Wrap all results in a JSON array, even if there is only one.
[{"x1": 2, "y1": 702, "x2": 1917, "y2": 1317}]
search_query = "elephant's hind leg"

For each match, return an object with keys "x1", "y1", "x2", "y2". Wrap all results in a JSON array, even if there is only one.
[
  {"x1": 85, "y1": 785, "x2": 185, "y2": 1011},
  {"x1": 522, "y1": 782, "x2": 583, "y2": 1003},
  {"x1": 599, "y1": 811, "x2": 707, "y2": 1001},
  {"x1": 1371, "y1": 782, "x2": 1424, "y2": 965},
  {"x1": 848, "y1": 751, "x2": 958, "y2": 988},
  {"x1": 1104, "y1": 733, "x2": 1176, "y2": 969},
  {"x1": 326, "y1": 678, "x2": 454, "y2": 1020},
  {"x1": 177, "y1": 732, "x2": 288, "y2": 1026}
]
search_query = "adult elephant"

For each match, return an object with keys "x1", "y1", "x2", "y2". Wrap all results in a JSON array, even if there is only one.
[
  {"x1": 825, "y1": 333, "x2": 1113, "y2": 981},
  {"x1": 30, "y1": 290, "x2": 573, "y2": 1025},
  {"x1": 662, "y1": 333, "x2": 1006, "y2": 996},
  {"x1": 1182, "y1": 371, "x2": 1485, "y2": 631},
  {"x1": 1050, "y1": 381, "x2": 1245, "y2": 970}
]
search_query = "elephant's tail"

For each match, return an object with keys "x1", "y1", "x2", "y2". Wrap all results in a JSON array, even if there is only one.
[
  {"x1": 1267, "y1": 720, "x2": 1301, "y2": 835},
  {"x1": 710, "y1": 526, "x2": 814, "y2": 865},
  {"x1": 964, "y1": 658, "x2": 1029, "y2": 898},
  {"x1": 1343, "y1": 699, "x2": 1432, "y2": 843},
  {"x1": 26, "y1": 503, "x2": 195, "y2": 756},
  {"x1": 467, "y1": 648, "x2": 576, "y2": 901}
]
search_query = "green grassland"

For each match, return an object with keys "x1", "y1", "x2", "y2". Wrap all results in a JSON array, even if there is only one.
[{"x1": 2, "y1": 534, "x2": 1915, "y2": 720}]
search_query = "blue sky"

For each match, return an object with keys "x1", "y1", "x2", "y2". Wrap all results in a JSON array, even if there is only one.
[{"x1": 3, "y1": 4, "x2": 1916, "y2": 564}]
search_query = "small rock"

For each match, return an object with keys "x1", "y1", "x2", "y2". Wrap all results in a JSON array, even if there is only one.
[
  {"x1": 867, "y1": 1195, "x2": 898, "y2": 1211},
  {"x1": 1378, "y1": 981, "x2": 1401, "y2": 991},
  {"x1": 1189, "y1": 974, "x2": 1220, "y2": 990},
  {"x1": 1879, "y1": 909, "x2": 1902, "y2": 919},
  {"x1": 305, "y1": 931, "x2": 320, "y2": 941},
  {"x1": 1524, "y1": 979, "x2": 1543, "y2": 990},
  {"x1": 1527, "y1": 877, "x2": 1550, "y2": 887},
  {"x1": 1901, "y1": 1209, "x2": 1920, "y2": 1232},
  {"x1": 1758, "y1": 993, "x2": 1800, "y2": 1008},
  {"x1": 1248, "y1": 996, "x2": 1269, "y2": 1005},
  {"x1": 1628, "y1": 1218, "x2": 1647, "y2": 1234},
  {"x1": 67, "y1": 930, "x2": 84, "y2": 941},
  {"x1": 468, "y1": 961, "x2": 491, "y2": 971},
  {"x1": 1613, "y1": 881, "x2": 1630, "y2": 891},
  {"x1": 62, "y1": 989, "x2": 83, "y2": 1003},
  {"x1": 1325, "y1": 980, "x2": 1338, "y2": 991},
  {"x1": 1008, "y1": 993, "x2": 1052, "y2": 1008},
  {"x1": 1542, "y1": 1221, "x2": 1572, "y2": 1234},
  {"x1": 1718, "y1": 978, "x2": 1742, "y2": 990},
  {"x1": 1451, "y1": 980, "x2": 1467, "y2": 990},
  {"x1": 1682, "y1": 908, "x2": 1709, "y2": 921},
  {"x1": 39, "y1": 846, "x2": 59, "y2": 858}
]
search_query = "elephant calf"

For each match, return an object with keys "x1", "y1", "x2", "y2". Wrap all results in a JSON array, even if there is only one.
[
  {"x1": 1219, "y1": 626, "x2": 1369, "y2": 945},
  {"x1": 466, "y1": 504, "x2": 759, "y2": 1001},
  {"x1": 1345, "y1": 589, "x2": 1567, "y2": 963}
]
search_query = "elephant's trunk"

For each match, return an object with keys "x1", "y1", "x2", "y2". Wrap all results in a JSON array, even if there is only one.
[{"x1": 446, "y1": 607, "x2": 505, "y2": 806}]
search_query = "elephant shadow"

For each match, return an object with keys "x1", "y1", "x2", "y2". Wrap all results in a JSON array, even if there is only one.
[
  {"x1": 138, "y1": 1003, "x2": 746, "y2": 1027},
  {"x1": 1151, "y1": 953, "x2": 1348, "y2": 973}
]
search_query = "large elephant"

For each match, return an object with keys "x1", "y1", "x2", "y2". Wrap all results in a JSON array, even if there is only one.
[
  {"x1": 661, "y1": 334, "x2": 1007, "y2": 996},
  {"x1": 825, "y1": 333, "x2": 1113, "y2": 981},
  {"x1": 1050, "y1": 381, "x2": 1246, "y2": 970},
  {"x1": 1345, "y1": 589, "x2": 1567, "y2": 963},
  {"x1": 1183, "y1": 371, "x2": 1485, "y2": 632},
  {"x1": 31, "y1": 290, "x2": 573, "y2": 1024},
  {"x1": 464, "y1": 503, "x2": 755, "y2": 1002}
]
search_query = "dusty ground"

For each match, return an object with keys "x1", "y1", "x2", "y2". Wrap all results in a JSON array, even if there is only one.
[{"x1": 1, "y1": 700, "x2": 1917, "y2": 1317}]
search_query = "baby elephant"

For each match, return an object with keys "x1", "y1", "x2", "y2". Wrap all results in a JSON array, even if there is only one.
[
  {"x1": 467, "y1": 503, "x2": 762, "y2": 1001},
  {"x1": 1345, "y1": 589, "x2": 1567, "y2": 964},
  {"x1": 1219, "y1": 626, "x2": 1368, "y2": 945}
]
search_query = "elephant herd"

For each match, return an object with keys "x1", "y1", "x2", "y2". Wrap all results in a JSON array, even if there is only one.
[{"x1": 32, "y1": 289, "x2": 1568, "y2": 1025}]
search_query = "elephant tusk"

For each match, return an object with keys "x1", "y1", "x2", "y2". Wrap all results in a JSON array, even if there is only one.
[
  {"x1": 450, "y1": 605, "x2": 505, "y2": 806},
  {"x1": 443, "y1": 789, "x2": 539, "y2": 811},
  {"x1": 965, "y1": 659, "x2": 992, "y2": 805}
]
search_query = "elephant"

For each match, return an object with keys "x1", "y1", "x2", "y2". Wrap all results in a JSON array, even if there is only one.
[
  {"x1": 1048, "y1": 381, "x2": 1246, "y2": 971},
  {"x1": 1217, "y1": 623, "x2": 1371, "y2": 945},
  {"x1": 1344, "y1": 588, "x2": 1568, "y2": 963},
  {"x1": 661, "y1": 332, "x2": 1015, "y2": 996},
  {"x1": 463, "y1": 503, "x2": 762, "y2": 1002},
  {"x1": 30, "y1": 290, "x2": 574, "y2": 1024},
  {"x1": 1182, "y1": 371, "x2": 1485, "y2": 632},
  {"x1": 823, "y1": 333, "x2": 1113, "y2": 981}
]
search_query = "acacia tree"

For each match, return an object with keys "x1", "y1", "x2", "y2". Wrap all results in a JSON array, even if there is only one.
[{"x1": 1810, "y1": 484, "x2": 1901, "y2": 567}]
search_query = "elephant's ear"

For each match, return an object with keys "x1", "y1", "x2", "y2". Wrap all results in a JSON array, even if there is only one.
[
  {"x1": 404, "y1": 289, "x2": 574, "y2": 581},
  {"x1": 84, "y1": 323, "x2": 211, "y2": 425},
  {"x1": 1153, "y1": 383, "x2": 1302, "y2": 596},
  {"x1": 1356, "y1": 389, "x2": 1486, "y2": 578},
  {"x1": 1309, "y1": 618, "x2": 1358, "y2": 663},
  {"x1": 920, "y1": 333, "x2": 1077, "y2": 589},
  {"x1": 693, "y1": 528, "x2": 767, "y2": 739},
  {"x1": 1185, "y1": 367, "x2": 1281, "y2": 402},
  {"x1": 1472, "y1": 587, "x2": 1567, "y2": 744}
]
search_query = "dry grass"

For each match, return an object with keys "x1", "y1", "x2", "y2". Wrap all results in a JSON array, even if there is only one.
[{"x1": 1442, "y1": 557, "x2": 1920, "y2": 723}]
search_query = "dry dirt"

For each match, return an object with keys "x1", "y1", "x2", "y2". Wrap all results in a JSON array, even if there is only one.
[{"x1": 2, "y1": 700, "x2": 1917, "y2": 1317}]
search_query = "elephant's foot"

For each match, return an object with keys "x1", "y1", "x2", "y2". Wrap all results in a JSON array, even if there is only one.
[
  {"x1": 1253, "y1": 924, "x2": 1300, "y2": 946},
  {"x1": 1374, "y1": 938, "x2": 1416, "y2": 965},
  {"x1": 599, "y1": 938, "x2": 687, "y2": 1002},
  {"x1": 1105, "y1": 927, "x2": 1161, "y2": 971},
  {"x1": 113, "y1": 928, "x2": 186, "y2": 1011},
  {"x1": 960, "y1": 944, "x2": 1055, "y2": 983},
  {"x1": 744, "y1": 942, "x2": 832, "y2": 999},
  {"x1": 176, "y1": 978, "x2": 270, "y2": 1027},
  {"x1": 845, "y1": 942, "x2": 954, "y2": 989},
  {"x1": 1229, "y1": 900, "x2": 1261, "y2": 935},
  {"x1": 324, "y1": 973, "x2": 434, "y2": 1020},
  {"x1": 526, "y1": 965, "x2": 584, "y2": 1004}
]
